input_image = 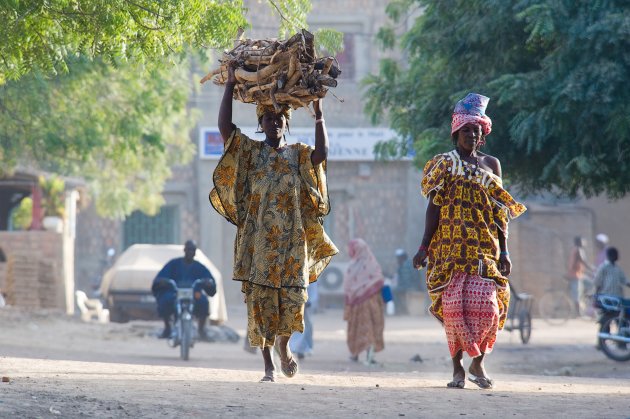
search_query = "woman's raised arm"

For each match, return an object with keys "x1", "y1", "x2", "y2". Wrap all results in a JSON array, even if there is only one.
[
  {"x1": 310, "y1": 99, "x2": 328, "y2": 165},
  {"x1": 218, "y1": 65, "x2": 237, "y2": 142}
]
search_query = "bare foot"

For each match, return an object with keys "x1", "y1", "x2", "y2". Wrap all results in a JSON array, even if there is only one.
[
  {"x1": 468, "y1": 353, "x2": 493, "y2": 389},
  {"x1": 468, "y1": 353, "x2": 489, "y2": 379},
  {"x1": 275, "y1": 336, "x2": 298, "y2": 378},
  {"x1": 447, "y1": 351, "x2": 466, "y2": 389},
  {"x1": 260, "y1": 346, "x2": 276, "y2": 383}
]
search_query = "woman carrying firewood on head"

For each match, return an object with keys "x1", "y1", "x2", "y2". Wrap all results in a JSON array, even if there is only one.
[{"x1": 210, "y1": 64, "x2": 338, "y2": 382}]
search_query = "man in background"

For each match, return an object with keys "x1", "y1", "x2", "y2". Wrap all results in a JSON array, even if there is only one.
[
  {"x1": 594, "y1": 247, "x2": 629, "y2": 298},
  {"x1": 151, "y1": 240, "x2": 216, "y2": 339},
  {"x1": 595, "y1": 234, "x2": 610, "y2": 267}
]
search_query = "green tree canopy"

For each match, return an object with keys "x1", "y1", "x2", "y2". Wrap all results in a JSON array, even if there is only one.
[
  {"x1": 0, "y1": 0, "x2": 248, "y2": 83},
  {"x1": 1, "y1": 0, "x2": 338, "y2": 218},
  {"x1": 1, "y1": 56, "x2": 196, "y2": 218},
  {"x1": 365, "y1": 0, "x2": 630, "y2": 198}
]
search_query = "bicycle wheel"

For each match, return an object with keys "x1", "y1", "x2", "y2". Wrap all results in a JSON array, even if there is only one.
[
  {"x1": 538, "y1": 291, "x2": 573, "y2": 325},
  {"x1": 518, "y1": 309, "x2": 532, "y2": 344},
  {"x1": 180, "y1": 316, "x2": 192, "y2": 361},
  {"x1": 598, "y1": 317, "x2": 630, "y2": 362}
]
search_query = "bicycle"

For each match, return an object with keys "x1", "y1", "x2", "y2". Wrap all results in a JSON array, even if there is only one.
[
  {"x1": 504, "y1": 283, "x2": 534, "y2": 344},
  {"x1": 538, "y1": 276, "x2": 594, "y2": 325}
]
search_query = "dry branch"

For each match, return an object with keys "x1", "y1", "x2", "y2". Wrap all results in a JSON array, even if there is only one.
[{"x1": 200, "y1": 29, "x2": 341, "y2": 110}]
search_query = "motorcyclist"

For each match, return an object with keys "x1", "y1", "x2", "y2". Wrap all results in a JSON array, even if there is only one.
[{"x1": 151, "y1": 240, "x2": 216, "y2": 340}]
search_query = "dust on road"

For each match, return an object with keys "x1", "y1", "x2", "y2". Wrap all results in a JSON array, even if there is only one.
[{"x1": 1, "y1": 306, "x2": 628, "y2": 418}]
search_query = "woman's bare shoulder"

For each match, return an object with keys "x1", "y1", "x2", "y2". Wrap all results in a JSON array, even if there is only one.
[{"x1": 478, "y1": 152, "x2": 502, "y2": 176}]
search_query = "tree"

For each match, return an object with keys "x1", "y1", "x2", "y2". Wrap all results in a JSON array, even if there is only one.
[
  {"x1": 364, "y1": 0, "x2": 630, "y2": 198},
  {"x1": 1, "y1": 56, "x2": 196, "y2": 218},
  {"x1": 0, "y1": 0, "x2": 249, "y2": 83},
  {"x1": 0, "y1": 1, "x2": 338, "y2": 218}
]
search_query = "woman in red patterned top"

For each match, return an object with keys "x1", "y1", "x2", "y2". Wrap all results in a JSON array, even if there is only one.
[{"x1": 413, "y1": 93, "x2": 526, "y2": 389}]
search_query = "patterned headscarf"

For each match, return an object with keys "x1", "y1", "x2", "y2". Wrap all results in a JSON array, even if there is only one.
[
  {"x1": 344, "y1": 238, "x2": 385, "y2": 306},
  {"x1": 256, "y1": 103, "x2": 292, "y2": 121},
  {"x1": 451, "y1": 93, "x2": 492, "y2": 136}
]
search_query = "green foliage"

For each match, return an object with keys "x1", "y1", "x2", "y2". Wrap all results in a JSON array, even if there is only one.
[
  {"x1": 314, "y1": 28, "x2": 344, "y2": 56},
  {"x1": 39, "y1": 175, "x2": 66, "y2": 217},
  {"x1": 376, "y1": 0, "x2": 418, "y2": 51},
  {"x1": 263, "y1": 2, "x2": 343, "y2": 55},
  {"x1": 365, "y1": 0, "x2": 630, "y2": 198},
  {"x1": 0, "y1": 0, "x2": 248, "y2": 83},
  {"x1": 0, "y1": 0, "x2": 323, "y2": 218},
  {"x1": 376, "y1": 27, "x2": 397, "y2": 50},
  {"x1": 267, "y1": 0, "x2": 311, "y2": 39},
  {"x1": 0, "y1": 57, "x2": 196, "y2": 218},
  {"x1": 384, "y1": 0, "x2": 417, "y2": 22},
  {"x1": 11, "y1": 197, "x2": 32, "y2": 230}
]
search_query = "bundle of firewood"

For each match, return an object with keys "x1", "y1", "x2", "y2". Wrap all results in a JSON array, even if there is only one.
[{"x1": 200, "y1": 29, "x2": 341, "y2": 111}]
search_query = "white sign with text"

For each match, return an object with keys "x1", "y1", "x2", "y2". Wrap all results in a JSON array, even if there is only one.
[{"x1": 199, "y1": 126, "x2": 407, "y2": 161}]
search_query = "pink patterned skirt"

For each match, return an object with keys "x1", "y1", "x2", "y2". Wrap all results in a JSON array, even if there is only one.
[{"x1": 442, "y1": 272, "x2": 500, "y2": 358}]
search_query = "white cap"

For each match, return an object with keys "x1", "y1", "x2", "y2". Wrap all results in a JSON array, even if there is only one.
[
  {"x1": 395, "y1": 248, "x2": 406, "y2": 256},
  {"x1": 596, "y1": 233, "x2": 609, "y2": 244}
]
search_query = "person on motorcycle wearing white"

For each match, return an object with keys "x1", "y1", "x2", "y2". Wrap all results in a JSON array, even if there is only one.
[{"x1": 151, "y1": 240, "x2": 217, "y2": 340}]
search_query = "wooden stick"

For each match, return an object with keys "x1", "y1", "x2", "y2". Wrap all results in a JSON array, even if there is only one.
[{"x1": 200, "y1": 30, "x2": 340, "y2": 109}]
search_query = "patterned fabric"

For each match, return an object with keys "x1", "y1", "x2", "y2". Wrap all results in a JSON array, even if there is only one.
[
  {"x1": 210, "y1": 129, "x2": 339, "y2": 288},
  {"x1": 421, "y1": 150, "x2": 526, "y2": 329},
  {"x1": 256, "y1": 104, "x2": 291, "y2": 121},
  {"x1": 344, "y1": 238, "x2": 385, "y2": 306},
  {"x1": 344, "y1": 292, "x2": 385, "y2": 357},
  {"x1": 451, "y1": 93, "x2": 492, "y2": 135},
  {"x1": 210, "y1": 128, "x2": 338, "y2": 348},
  {"x1": 442, "y1": 272, "x2": 499, "y2": 357},
  {"x1": 243, "y1": 281, "x2": 307, "y2": 347}
]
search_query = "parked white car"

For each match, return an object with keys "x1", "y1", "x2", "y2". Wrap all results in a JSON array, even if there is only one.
[{"x1": 99, "y1": 244, "x2": 227, "y2": 324}]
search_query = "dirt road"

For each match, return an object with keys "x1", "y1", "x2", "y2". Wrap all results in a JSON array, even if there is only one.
[{"x1": 1, "y1": 306, "x2": 628, "y2": 418}]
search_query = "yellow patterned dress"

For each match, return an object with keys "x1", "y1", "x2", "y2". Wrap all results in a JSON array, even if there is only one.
[
  {"x1": 210, "y1": 128, "x2": 338, "y2": 347},
  {"x1": 421, "y1": 150, "x2": 526, "y2": 356}
]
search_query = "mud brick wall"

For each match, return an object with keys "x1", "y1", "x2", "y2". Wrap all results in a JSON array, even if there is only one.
[
  {"x1": 508, "y1": 204, "x2": 594, "y2": 310},
  {"x1": 0, "y1": 231, "x2": 65, "y2": 310},
  {"x1": 326, "y1": 161, "x2": 417, "y2": 276}
]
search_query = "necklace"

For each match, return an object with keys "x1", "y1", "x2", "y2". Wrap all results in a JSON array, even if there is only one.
[{"x1": 456, "y1": 148, "x2": 479, "y2": 167}]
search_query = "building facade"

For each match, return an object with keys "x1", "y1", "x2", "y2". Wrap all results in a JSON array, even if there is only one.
[
  {"x1": 72, "y1": 1, "x2": 630, "y2": 311},
  {"x1": 73, "y1": 1, "x2": 425, "y2": 306}
]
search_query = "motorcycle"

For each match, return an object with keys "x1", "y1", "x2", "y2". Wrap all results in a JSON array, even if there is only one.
[
  {"x1": 164, "y1": 278, "x2": 214, "y2": 361},
  {"x1": 596, "y1": 294, "x2": 630, "y2": 362}
]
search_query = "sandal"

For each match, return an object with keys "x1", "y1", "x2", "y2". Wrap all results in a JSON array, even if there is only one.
[
  {"x1": 274, "y1": 341, "x2": 299, "y2": 378},
  {"x1": 446, "y1": 380, "x2": 465, "y2": 389},
  {"x1": 468, "y1": 373, "x2": 493, "y2": 389},
  {"x1": 280, "y1": 357, "x2": 299, "y2": 378}
]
